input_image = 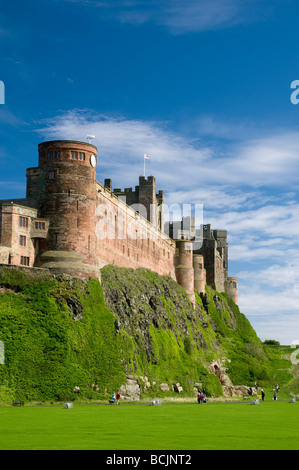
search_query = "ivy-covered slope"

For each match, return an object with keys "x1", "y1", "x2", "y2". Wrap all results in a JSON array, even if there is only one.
[
  {"x1": 0, "y1": 265, "x2": 295, "y2": 403},
  {"x1": 100, "y1": 266, "x2": 293, "y2": 392}
]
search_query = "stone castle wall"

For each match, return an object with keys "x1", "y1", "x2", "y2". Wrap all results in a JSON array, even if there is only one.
[
  {"x1": 175, "y1": 240, "x2": 195, "y2": 306},
  {"x1": 95, "y1": 182, "x2": 176, "y2": 278},
  {"x1": 1, "y1": 140, "x2": 176, "y2": 281},
  {"x1": 0, "y1": 139, "x2": 238, "y2": 306},
  {"x1": 0, "y1": 203, "x2": 39, "y2": 266}
]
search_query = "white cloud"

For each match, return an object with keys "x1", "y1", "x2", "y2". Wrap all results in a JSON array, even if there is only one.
[
  {"x1": 35, "y1": 109, "x2": 213, "y2": 189},
  {"x1": 62, "y1": 0, "x2": 277, "y2": 33},
  {"x1": 208, "y1": 203, "x2": 299, "y2": 239},
  {"x1": 247, "y1": 314, "x2": 299, "y2": 345},
  {"x1": 237, "y1": 265, "x2": 299, "y2": 344},
  {"x1": 156, "y1": 0, "x2": 244, "y2": 33},
  {"x1": 36, "y1": 109, "x2": 299, "y2": 192},
  {"x1": 230, "y1": 133, "x2": 299, "y2": 187}
]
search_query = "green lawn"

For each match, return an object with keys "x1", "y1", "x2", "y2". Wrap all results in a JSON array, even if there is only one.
[{"x1": 0, "y1": 401, "x2": 298, "y2": 450}]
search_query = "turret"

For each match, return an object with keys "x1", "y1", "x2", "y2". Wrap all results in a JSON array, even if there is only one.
[
  {"x1": 28, "y1": 140, "x2": 101, "y2": 278},
  {"x1": 227, "y1": 277, "x2": 238, "y2": 305},
  {"x1": 193, "y1": 254, "x2": 206, "y2": 294},
  {"x1": 175, "y1": 239, "x2": 195, "y2": 307}
]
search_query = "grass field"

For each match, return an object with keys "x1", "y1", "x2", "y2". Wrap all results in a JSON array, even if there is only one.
[{"x1": 0, "y1": 400, "x2": 298, "y2": 450}]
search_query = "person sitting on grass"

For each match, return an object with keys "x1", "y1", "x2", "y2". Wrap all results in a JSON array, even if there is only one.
[{"x1": 197, "y1": 392, "x2": 206, "y2": 404}]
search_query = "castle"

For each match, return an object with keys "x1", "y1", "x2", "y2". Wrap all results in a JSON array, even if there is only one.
[{"x1": 0, "y1": 140, "x2": 238, "y2": 306}]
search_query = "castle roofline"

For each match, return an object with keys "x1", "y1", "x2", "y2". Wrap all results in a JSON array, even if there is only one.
[{"x1": 38, "y1": 140, "x2": 98, "y2": 150}]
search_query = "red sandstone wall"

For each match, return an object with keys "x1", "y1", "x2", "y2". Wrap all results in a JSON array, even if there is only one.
[
  {"x1": 24, "y1": 141, "x2": 176, "y2": 280},
  {"x1": 35, "y1": 141, "x2": 99, "y2": 270},
  {"x1": 214, "y1": 249, "x2": 225, "y2": 292},
  {"x1": 227, "y1": 276, "x2": 238, "y2": 305},
  {"x1": 95, "y1": 183, "x2": 176, "y2": 279},
  {"x1": 175, "y1": 240, "x2": 195, "y2": 306},
  {"x1": 193, "y1": 254, "x2": 206, "y2": 294}
]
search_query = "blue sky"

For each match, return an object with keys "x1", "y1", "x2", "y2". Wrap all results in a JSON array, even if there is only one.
[{"x1": 1, "y1": 0, "x2": 299, "y2": 344}]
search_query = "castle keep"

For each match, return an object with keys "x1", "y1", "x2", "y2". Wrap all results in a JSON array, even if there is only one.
[{"x1": 0, "y1": 140, "x2": 238, "y2": 306}]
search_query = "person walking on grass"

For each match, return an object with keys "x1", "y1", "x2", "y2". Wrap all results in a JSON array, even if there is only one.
[
  {"x1": 116, "y1": 392, "x2": 121, "y2": 405},
  {"x1": 261, "y1": 389, "x2": 265, "y2": 401}
]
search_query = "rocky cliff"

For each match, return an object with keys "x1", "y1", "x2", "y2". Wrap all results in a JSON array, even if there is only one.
[
  {"x1": 0, "y1": 265, "x2": 294, "y2": 403},
  {"x1": 100, "y1": 265, "x2": 270, "y2": 399}
]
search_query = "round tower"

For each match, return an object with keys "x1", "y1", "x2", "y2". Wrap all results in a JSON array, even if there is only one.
[
  {"x1": 193, "y1": 254, "x2": 206, "y2": 295},
  {"x1": 227, "y1": 277, "x2": 238, "y2": 305},
  {"x1": 175, "y1": 240, "x2": 195, "y2": 307},
  {"x1": 33, "y1": 140, "x2": 101, "y2": 278}
]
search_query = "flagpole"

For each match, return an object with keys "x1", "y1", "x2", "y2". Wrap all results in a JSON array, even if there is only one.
[
  {"x1": 144, "y1": 156, "x2": 145, "y2": 177},
  {"x1": 144, "y1": 154, "x2": 149, "y2": 177}
]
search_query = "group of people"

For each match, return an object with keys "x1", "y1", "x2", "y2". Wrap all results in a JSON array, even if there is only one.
[
  {"x1": 110, "y1": 391, "x2": 121, "y2": 404},
  {"x1": 260, "y1": 384, "x2": 280, "y2": 401},
  {"x1": 248, "y1": 383, "x2": 280, "y2": 401},
  {"x1": 273, "y1": 384, "x2": 280, "y2": 401},
  {"x1": 77, "y1": 382, "x2": 282, "y2": 405},
  {"x1": 197, "y1": 392, "x2": 207, "y2": 404}
]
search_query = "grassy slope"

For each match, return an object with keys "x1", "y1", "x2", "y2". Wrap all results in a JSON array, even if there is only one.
[
  {"x1": 0, "y1": 265, "x2": 297, "y2": 404},
  {"x1": 0, "y1": 267, "x2": 126, "y2": 402}
]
